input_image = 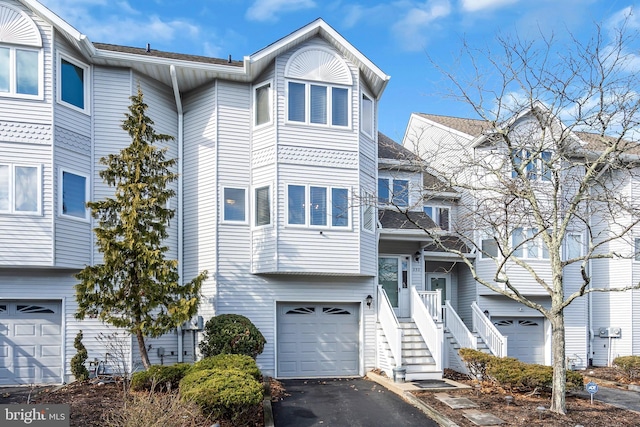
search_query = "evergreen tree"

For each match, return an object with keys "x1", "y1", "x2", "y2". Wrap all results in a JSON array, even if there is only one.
[
  {"x1": 75, "y1": 87, "x2": 207, "y2": 369},
  {"x1": 70, "y1": 330, "x2": 89, "y2": 381}
]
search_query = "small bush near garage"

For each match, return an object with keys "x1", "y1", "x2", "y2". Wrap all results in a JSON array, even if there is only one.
[
  {"x1": 459, "y1": 348, "x2": 583, "y2": 391},
  {"x1": 613, "y1": 355, "x2": 640, "y2": 381},
  {"x1": 130, "y1": 363, "x2": 192, "y2": 392},
  {"x1": 199, "y1": 314, "x2": 266, "y2": 359},
  {"x1": 179, "y1": 368, "x2": 263, "y2": 423},
  {"x1": 458, "y1": 348, "x2": 493, "y2": 380},
  {"x1": 189, "y1": 354, "x2": 261, "y2": 380}
]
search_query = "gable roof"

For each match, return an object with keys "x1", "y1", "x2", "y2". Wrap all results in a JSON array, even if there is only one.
[
  {"x1": 378, "y1": 132, "x2": 420, "y2": 161},
  {"x1": 415, "y1": 113, "x2": 490, "y2": 138},
  {"x1": 18, "y1": 2, "x2": 390, "y2": 95}
]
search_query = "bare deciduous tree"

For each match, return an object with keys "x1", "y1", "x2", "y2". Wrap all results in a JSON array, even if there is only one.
[{"x1": 403, "y1": 20, "x2": 640, "y2": 414}]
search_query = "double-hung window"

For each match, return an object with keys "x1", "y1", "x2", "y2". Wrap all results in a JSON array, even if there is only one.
[
  {"x1": 0, "y1": 163, "x2": 40, "y2": 214},
  {"x1": 511, "y1": 227, "x2": 549, "y2": 259},
  {"x1": 58, "y1": 54, "x2": 89, "y2": 113},
  {"x1": 223, "y1": 187, "x2": 247, "y2": 223},
  {"x1": 481, "y1": 234, "x2": 499, "y2": 258},
  {"x1": 60, "y1": 169, "x2": 88, "y2": 220},
  {"x1": 424, "y1": 206, "x2": 450, "y2": 231},
  {"x1": 566, "y1": 233, "x2": 583, "y2": 260},
  {"x1": 255, "y1": 185, "x2": 271, "y2": 226},
  {"x1": 512, "y1": 149, "x2": 552, "y2": 181},
  {"x1": 287, "y1": 184, "x2": 350, "y2": 228},
  {"x1": 254, "y1": 81, "x2": 272, "y2": 127},
  {"x1": 378, "y1": 178, "x2": 408, "y2": 207},
  {"x1": 287, "y1": 81, "x2": 349, "y2": 127}
]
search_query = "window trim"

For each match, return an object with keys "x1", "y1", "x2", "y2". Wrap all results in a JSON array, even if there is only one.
[
  {"x1": 285, "y1": 79, "x2": 351, "y2": 129},
  {"x1": 423, "y1": 205, "x2": 450, "y2": 231},
  {"x1": 221, "y1": 186, "x2": 248, "y2": 224},
  {"x1": 286, "y1": 183, "x2": 351, "y2": 229},
  {"x1": 253, "y1": 80, "x2": 273, "y2": 128},
  {"x1": 0, "y1": 45, "x2": 43, "y2": 100},
  {"x1": 0, "y1": 163, "x2": 41, "y2": 215},
  {"x1": 361, "y1": 91, "x2": 374, "y2": 138},
  {"x1": 254, "y1": 184, "x2": 272, "y2": 228},
  {"x1": 59, "y1": 168, "x2": 89, "y2": 221},
  {"x1": 57, "y1": 52, "x2": 91, "y2": 115}
]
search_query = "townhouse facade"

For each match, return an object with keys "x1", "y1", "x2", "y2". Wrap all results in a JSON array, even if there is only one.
[{"x1": 1, "y1": 0, "x2": 639, "y2": 387}]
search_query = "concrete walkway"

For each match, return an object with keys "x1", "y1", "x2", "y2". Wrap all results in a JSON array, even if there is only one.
[{"x1": 574, "y1": 384, "x2": 640, "y2": 413}]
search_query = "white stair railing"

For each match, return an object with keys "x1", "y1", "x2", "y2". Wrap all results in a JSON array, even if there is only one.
[
  {"x1": 416, "y1": 290, "x2": 441, "y2": 322},
  {"x1": 377, "y1": 285, "x2": 402, "y2": 368},
  {"x1": 443, "y1": 300, "x2": 478, "y2": 350},
  {"x1": 411, "y1": 286, "x2": 443, "y2": 372},
  {"x1": 471, "y1": 301, "x2": 508, "y2": 357}
]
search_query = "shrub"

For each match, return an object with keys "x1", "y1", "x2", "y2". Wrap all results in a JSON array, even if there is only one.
[
  {"x1": 458, "y1": 348, "x2": 493, "y2": 380},
  {"x1": 199, "y1": 314, "x2": 266, "y2": 359},
  {"x1": 613, "y1": 356, "x2": 640, "y2": 381},
  {"x1": 130, "y1": 363, "x2": 191, "y2": 392},
  {"x1": 71, "y1": 330, "x2": 90, "y2": 381},
  {"x1": 189, "y1": 354, "x2": 261, "y2": 380},
  {"x1": 179, "y1": 368, "x2": 263, "y2": 423},
  {"x1": 104, "y1": 391, "x2": 209, "y2": 427}
]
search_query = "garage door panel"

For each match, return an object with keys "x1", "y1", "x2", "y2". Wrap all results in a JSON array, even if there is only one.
[
  {"x1": 0, "y1": 300, "x2": 62, "y2": 385},
  {"x1": 494, "y1": 317, "x2": 544, "y2": 365},
  {"x1": 277, "y1": 302, "x2": 359, "y2": 378}
]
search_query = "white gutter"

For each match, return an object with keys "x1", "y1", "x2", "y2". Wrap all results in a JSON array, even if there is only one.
[{"x1": 170, "y1": 65, "x2": 185, "y2": 363}]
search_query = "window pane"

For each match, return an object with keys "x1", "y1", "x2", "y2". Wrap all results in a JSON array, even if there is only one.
[
  {"x1": 62, "y1": 171, "x2": 86, "y2": 218},
  {"x1": 288, "y1": 185, "x2": 305, "y2": 224},
  {"x1": 0, "y1": 48, "x2": 9, "y2": 92},
  {"x1": 512, "y1": 149, "x2": 522, "y2": 178},
  {"x1": 0, "y1": 165, "x2": 8, "y2": 210},
  {"x1": 423, "y1": 206, "x2": 433, "y2": 218},
  {"x1": 363, "y1": 203, "x2": 374, "y2": 231},
  {"x1": 541, "y1": 151, "x2": 552, "y2": 181},
  {"x1": 15, "y1": 166, "x2": 37, "y2": 212},
  {"x1": 512, "y1": 227, "x2": 524, "y2": 257},
  {"x1": 482, "y1": 237, "x2": 498, "y2": 258},
  {"x1": 438, "y1": 207, "x2": 450, "y2": 230},
  {"x1": 332, "y1": 87, "x2": 348, "y2": 126},
  {"x1": 527, "y1": 228, "x2": 538, "y2": 258},
  {"x1": 255, "y1": 84, "x2": 270, "y2": 126},
  {"x1": 223, "y1": 188, "x2": 245, "y2": 222},
  {"x1": 361, "y1": 93, "x2": 373, "y2": 135},
  {"x1": 310, "y1": 186, "x2": 327, "y2": 226},
  {"x1": 310, "y1": 85, "x2": 327, "y2": 124},
  {"x1": 332, "y1": 188, "x2": 348, "y2": 227},
  {"x1": 61, "y1": 58, "x2": 84, "y2": 109},
  {"x1": 392, "y1": 180, "x2": 408, "y2": 207},
  {"x1": 378, "y1": 178, "x2": 389, "y2": 203},
  {"x1": 378, "y1": 257, "x2": 399, "y2": 307},
  {"x1": 568, "y1": 234, "x2": 582, "y2": 260},
  {"x1": 255, "y1": 186, "x2": 270, "y2": 226},
  {"x1": 288, "y1": 82, "x2": 305, "y2": 122},
  {"x1": 16, "y1": 50, "x2": 38, "y2": 95}
]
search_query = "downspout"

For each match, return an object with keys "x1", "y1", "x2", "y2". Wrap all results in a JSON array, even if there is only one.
[{"x1": 170, "y1": 65, "x2": 185, "y2": 363}]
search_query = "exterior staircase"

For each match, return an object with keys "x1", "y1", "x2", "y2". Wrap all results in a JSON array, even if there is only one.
[{"x1": 443, "y1": 327, "x2": 492, "y2": 374}]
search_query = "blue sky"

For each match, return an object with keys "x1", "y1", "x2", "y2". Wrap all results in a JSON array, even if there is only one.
[{"x1": 39, "y1": 0, "x2": 635, "y2": 141}]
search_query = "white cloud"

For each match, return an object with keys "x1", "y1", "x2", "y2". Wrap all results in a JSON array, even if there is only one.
[
  {"x1": 245, "y1": 0, "x2": 316, "y2": 22},
  {"x1": 391, "y1": 0, "x2": 451, "y2": 52},
  {"x1": 459, "y1": 0, "x2": 519, "y2": 13}
]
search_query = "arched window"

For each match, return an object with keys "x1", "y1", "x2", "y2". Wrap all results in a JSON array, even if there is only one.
[
  {"x1": 284, "y1": 47, "x2": 352, "y2": 128},
  {"x1": 0, "y1": 4, "x2": 42, "y2": 98}
]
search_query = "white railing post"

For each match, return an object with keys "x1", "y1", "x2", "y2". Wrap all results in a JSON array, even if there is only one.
[
  {"x1": 411, "y1": 286, "x2": 442, "y2": 372},
  {"x1": 471, "y1": 302, "x2": 508, "y2": 358},
  {"x1": 443, "y1": 300, "x2": 478, "y2": 350}
]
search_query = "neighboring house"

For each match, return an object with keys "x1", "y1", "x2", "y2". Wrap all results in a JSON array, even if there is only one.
[
  {"x1": 0, "y1": 0, "x2": 393, "y2": 384},
  {"x1": 399, "y1": 108, "x2": 640, "y2": 371}
]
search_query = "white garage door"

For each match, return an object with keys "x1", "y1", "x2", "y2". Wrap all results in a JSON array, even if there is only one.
[
  {"x1": 277, "y1": 303, "x2": 359, "y2": 378},
  {"x1": 0, "y1": 301, "x2": 63, "y2": 385},
  {"x1": 493, "y1": 317, "x2": 545, "y2": 365}
]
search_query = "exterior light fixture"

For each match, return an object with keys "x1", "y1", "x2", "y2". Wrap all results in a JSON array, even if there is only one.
[
  {"x1": 414, "y1": 251, "x2": 421, "y2": 262},
  {"x1": 366, "y1": 295, "x2": 373, "y2": 308}
]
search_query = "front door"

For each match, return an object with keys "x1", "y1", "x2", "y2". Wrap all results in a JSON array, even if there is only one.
[
  {"x1": 427, "y1": 273, "x2": 449, "y2": 304},
  {"x1": 378, "y1": 257, "x2": 410, "y2": 317}
]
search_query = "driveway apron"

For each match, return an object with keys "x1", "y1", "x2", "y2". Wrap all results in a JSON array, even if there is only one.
[{"x1": 272, "y1": 378, "x2": 438, "y2": 427}]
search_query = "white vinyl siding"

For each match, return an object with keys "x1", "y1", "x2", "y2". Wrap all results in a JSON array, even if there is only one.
[{"x1": 54, "y1": 38, "x2": 90, "y2": 136}]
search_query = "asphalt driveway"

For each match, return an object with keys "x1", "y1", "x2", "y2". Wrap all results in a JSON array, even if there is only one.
[{"x1": 272, "y1": 378, "x2": 438, "y2": 427}]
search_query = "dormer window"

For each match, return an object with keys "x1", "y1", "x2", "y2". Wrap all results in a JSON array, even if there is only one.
[
  {"x1": 0, "y1": 4, "x2": 43, "y2": 99},
  {"x1": 285, "y1": 47, "x2": 353, "y2": 129}
]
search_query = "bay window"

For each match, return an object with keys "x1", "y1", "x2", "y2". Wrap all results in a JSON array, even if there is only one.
[
  {"x1": 287, "y1": 81, "x2": 349, "y2": 127},
  {"x1": 287, "y1": 184, "x2": 350, "y2": 228}
]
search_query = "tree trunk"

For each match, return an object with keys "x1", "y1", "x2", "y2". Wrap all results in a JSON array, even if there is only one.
[
  {"x1": 136, "y1": 329, "x2": 151, "y2": 369},
  {"x1": 550, "y1": 312, "x2": 567, "y2": 414}
]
